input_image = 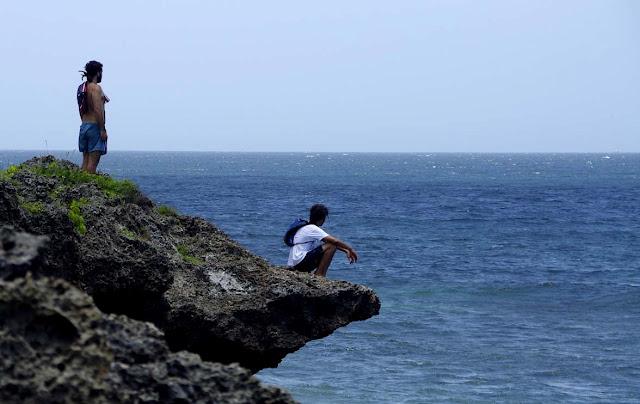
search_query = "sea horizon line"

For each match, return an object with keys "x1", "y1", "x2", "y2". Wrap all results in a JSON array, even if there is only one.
[{"x1": 1, "y1": 149, "x2": 637, "y2": 155}]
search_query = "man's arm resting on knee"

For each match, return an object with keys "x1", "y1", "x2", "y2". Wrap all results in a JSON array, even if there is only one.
[{"x1": 322, "y1": 235, "x2": 358, "y2": 263}]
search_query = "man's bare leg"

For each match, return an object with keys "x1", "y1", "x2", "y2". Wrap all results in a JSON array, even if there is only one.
[
  {"x1": 315, "y1": 243, "x2": 337, "y2": 277},
  {"x1": 86, "y1": 152, "x2": 101, "y2": 174},
  {"x1": 81, "y1": 152, "x2": 89, "y2": 171}
]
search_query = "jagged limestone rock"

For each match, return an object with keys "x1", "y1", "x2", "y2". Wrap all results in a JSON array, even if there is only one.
[
  {"x1": 0, "y1": 156, "x2": 380, "y2": 371},
  {"x1": 0, "y1": 273, "x2": 294, "y2": 403},
  {"x1": 0, "y1": 226, "x2": 48, "y2": 280}
]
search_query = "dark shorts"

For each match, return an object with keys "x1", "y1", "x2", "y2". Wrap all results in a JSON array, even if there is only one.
[
  {"x1": 78, "y1": 123, "x2": 107, "y2": 155},
  {"x1": 292, "y1": 245, "x2": 325, "y2": 273}
]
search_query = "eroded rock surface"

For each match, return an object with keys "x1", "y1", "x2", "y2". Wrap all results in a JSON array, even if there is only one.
[
  {"x1": 0, "y1": 226, "x2": 47, "y2": 280},
  {"x1": 0, "y1": 156, "x2": 381, "y2": 371},
  {"x1": 0, "y1": 273, "x2": 294, "y2": 403}
]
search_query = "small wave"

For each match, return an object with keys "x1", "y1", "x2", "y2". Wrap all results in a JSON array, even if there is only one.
[{"x1": 543, "y1": 380, "x2": 608, "y2": 398}]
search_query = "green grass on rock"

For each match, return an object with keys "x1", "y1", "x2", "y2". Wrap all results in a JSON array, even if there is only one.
[
  {"x1": 20, "y1": 200, "x2": 45, "y2": 215},
  {"x1": 156, "y1": 205, "x2": 178, "y2": 217},
  {"x1": 68, "y1": 198, "x2": 89, "y2": 235},
  {"x1": 30, "y1": 161, "x2": 139, "y2": 200},
  {"x1": 177, "y1": 244, "x2": 204, "y2": 266},
  {"x1": 120, "y1": 227, "x2": 138, "y2": 240},
  {"x1": 0, "y1": 165, "x2": 20, "y2": 183}
]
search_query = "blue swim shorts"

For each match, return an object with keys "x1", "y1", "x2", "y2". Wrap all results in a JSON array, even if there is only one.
[{"x1": 78, "y1": 123, "x2": 107, "y2": 155}]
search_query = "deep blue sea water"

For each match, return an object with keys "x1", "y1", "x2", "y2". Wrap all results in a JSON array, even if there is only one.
[{"x1": 2, "y1": 151, "x2": 639, "y2": 403}]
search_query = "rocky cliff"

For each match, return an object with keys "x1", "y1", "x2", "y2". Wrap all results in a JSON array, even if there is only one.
[
  {"x1": 0, "y1": 156, "x2": 380, "y2": 400},
  {"x1": 0, "y1": 229, "x2": 293, "y2": 403}
]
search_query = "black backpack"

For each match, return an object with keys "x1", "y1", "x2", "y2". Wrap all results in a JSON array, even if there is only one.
[{"x1": 77, "y1": 82, "x2": 88, "y2": 117}]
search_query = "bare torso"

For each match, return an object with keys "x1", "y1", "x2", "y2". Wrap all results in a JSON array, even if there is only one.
[{"x1": 80, "y1": 82, "x2": 107, "y2": 124}]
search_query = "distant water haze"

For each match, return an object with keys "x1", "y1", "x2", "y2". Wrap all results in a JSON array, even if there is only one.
[{"x1": 0, "y1": 1, "x2": 639, "y2": 152}]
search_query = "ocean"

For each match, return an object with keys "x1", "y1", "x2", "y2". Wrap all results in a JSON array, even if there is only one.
[{"x1": 1, "y1": 151, "x2": 639, "y2": 403}]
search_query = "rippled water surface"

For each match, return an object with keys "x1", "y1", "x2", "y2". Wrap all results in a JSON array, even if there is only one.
[{"x1": 2, "y1": 151, "x2": 639, "y2": 403}]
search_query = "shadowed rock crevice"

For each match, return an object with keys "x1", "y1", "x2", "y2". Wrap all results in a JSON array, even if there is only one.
[
  {"x1": 0, "y1": 156, "x2": 381, "y2": 372},
  {"x1": 1, "y1": 304, "x2": 81, "y2": 350}
]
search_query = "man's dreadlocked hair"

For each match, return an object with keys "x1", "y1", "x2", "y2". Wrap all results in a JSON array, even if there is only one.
[{"x1": 79, "y1": 60, "x2": 103, "y2": 80}]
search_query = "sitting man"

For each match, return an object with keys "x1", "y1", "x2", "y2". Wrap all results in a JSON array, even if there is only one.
[{"x1": 287, "y1": 204, "x2": 358, "y2": 277}]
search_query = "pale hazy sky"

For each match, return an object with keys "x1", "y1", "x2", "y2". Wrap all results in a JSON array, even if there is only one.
[{"x1": 0, "y1": 0, "x2": 638, "y2": 152}]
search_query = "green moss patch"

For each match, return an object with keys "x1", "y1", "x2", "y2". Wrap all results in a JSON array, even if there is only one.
[
  {"x1": 120, "y1": 227, "x2": 137, "y2": 240},
  {"x1": 68, "y1": 198, "x2": 89, "y2": 235},
  {"x1": 30, "y1": 161, "x2": 139, "y2": 200},
  {"x1": 156, "y1": 205, "x2": 178, "y2": 217},
  {"x1": 20, "y1": 200, "x2": 44, "y2": 215},
  {"x1": 177, "y1": 244, "x2": 204, "y2": 266},
  {"x1": 4, "y1": 165, "x2": 19, "y2": 176},
  {"x1": 0, "y1": 165, "x2": 20, "y2": 182}
]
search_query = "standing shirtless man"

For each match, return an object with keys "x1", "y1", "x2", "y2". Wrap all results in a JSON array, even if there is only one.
[{"x1": 77, "y1": 60, "x2": 109, "y2": 173}]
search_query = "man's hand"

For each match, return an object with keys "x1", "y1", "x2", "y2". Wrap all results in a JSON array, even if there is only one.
[
  {"x1": 346, "y1": 248, "x2": 358, "y2": 264},
  {"x1": 323, "y1": 235, "x2": 358, "y2": 264},
  {"x1": 100, "y1": 130, "x2": 108, "y2": 141}
]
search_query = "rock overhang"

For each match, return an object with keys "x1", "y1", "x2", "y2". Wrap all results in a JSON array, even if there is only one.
[{"x1": 0, "y1": 156, "x2": 381, "y2": 372}]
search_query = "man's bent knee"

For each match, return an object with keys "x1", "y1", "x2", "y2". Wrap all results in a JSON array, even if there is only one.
[{"x1": 323, "y1": 243, "x2": 337, "y2": 253}]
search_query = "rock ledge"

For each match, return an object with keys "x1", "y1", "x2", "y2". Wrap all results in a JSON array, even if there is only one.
[{"x1": 0, "y1": 156, "x2": 381, "y2": 372}]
